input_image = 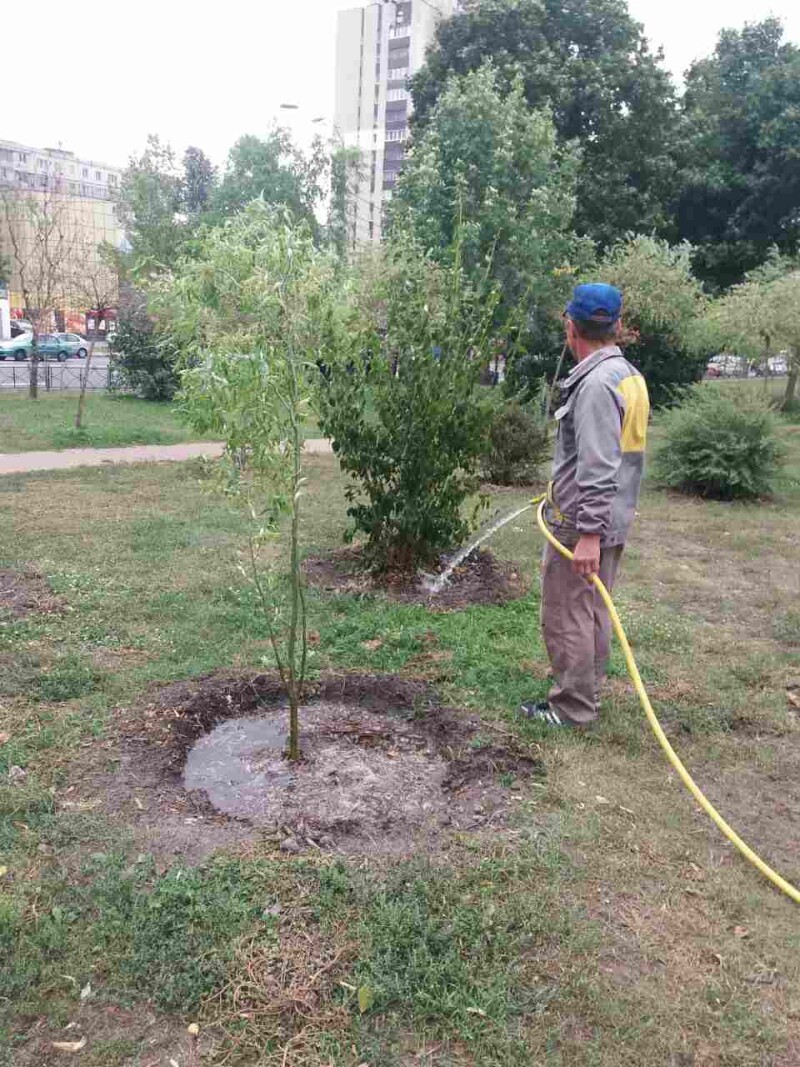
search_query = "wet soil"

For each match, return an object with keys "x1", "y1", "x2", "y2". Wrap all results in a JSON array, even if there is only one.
[
  {"x1": 303, "y1": 547, "x2": 528, "y2": 610},
  {"x1": 66, "y1": 672, "x2": 542, "y2": 864},
  {"x1": 0, "y1": 567, "x2": 63, "y2": 618}
]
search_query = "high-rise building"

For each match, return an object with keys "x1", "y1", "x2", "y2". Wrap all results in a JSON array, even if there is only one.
[
  {"x1": 334, "y1": 0, "x2": 456, "y2": 246},
  {"x1": 0, "y1": 139, "x2": 124, "y2": 336}
]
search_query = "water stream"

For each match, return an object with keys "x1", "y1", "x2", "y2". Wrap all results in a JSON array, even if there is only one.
[{"x1": 422, "y1": 502, "x2": 535, "y2": 595}]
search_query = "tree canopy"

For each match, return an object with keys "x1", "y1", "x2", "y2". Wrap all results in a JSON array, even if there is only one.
[
  {"x1": 677, "y1": 18, "x2": 800, "y2": 289},
  {"x1": 211, "y1": 132, "x2": 326, "y2": 232},
  {"x1": 600, "y1": 236, "x2": 710, "y2": 405},
  {"x1": 392, "y1": 65, "x2": 592, "y2": 349},
  {"x1": 410, "y1": 0, "x2": 679, "y2": 247}
]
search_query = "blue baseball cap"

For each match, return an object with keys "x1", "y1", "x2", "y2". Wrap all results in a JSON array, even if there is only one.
[{"x1": 566, "y1": 283, "x2": 622, "y2": 325}]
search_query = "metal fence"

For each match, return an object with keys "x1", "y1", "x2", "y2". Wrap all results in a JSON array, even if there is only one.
[{"x1": 0, "y1": 361, "x2": 110, "y2": 392}]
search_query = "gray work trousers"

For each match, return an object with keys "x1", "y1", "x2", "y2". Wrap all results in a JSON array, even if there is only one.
[{"x1": 541, "y1": 542, "x2": 624, "y2": 725}]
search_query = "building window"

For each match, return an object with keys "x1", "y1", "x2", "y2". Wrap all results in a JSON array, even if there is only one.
[
  {"x1": 95, "y1": 170, "x2": 102, "y2": 181},
  {"x1": 82, "y1": 167, "x2": 88, "y2": 178},
  {"x1": 18, "y1": 152, "x2": 27, "y2": 163}
]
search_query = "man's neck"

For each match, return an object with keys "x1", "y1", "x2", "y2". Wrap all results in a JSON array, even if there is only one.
[{"x1": 574, "y1": 341, "x2": 612, "y2": 364}]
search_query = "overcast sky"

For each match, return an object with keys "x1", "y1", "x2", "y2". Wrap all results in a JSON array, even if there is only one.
[{"x1": 5, "y1": 0, "x2": 800, "y2": 170}]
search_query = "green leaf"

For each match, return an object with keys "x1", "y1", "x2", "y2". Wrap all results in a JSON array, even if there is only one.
[{"x1": 357, "y1": 985, "x2": 375, "y2": 1014}]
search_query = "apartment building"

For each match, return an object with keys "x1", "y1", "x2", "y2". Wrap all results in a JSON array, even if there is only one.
[
  {"x1": 334, "y1": 0, "x2": 457, "y2": 246},
  {"x1": 0, "y1": 139, "x2": 124, "y2": 336}
]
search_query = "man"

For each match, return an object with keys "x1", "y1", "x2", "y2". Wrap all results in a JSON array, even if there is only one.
[{"x1": 521, "y1": 282, "x2": 650, "y2": 728}]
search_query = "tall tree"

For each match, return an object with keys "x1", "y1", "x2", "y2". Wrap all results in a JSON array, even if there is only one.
[
  {"x1": 410, "y1": 0, "x2": 679, "y2": 247},
  {"x1": 212, "y1": 130, "x2": 325, "y2": 232},
  {"x1": 327, "y1": 142, "x2": 362, "y2": 261},
  {"x1": 677, "y1": 19, "x2": 800, "y2": 290},
  {"x1": 391, "y1": 65, "x2": 592, "y2": 353},
  {"x1": 117, "y1": 135, "x2": 187, "y2": 275},
  {"x1": 181, "y1": 146, "x2": 217, "y2": 217}
]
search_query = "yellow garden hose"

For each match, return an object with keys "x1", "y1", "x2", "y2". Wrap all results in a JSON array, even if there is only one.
[{"x1": 534, "y1": 498, "x2": 800, "y2": 905}]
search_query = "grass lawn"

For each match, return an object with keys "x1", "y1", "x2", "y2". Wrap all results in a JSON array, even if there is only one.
[
  {"x1": 1, "y1": 412, "x2": 799, "y2": 1064},
  {"x1": 0, "y1": 393, "x2": 214, "y2": 453},
  {"x1": 0, "y1": 392, "x2": 322, "y2": 453}
]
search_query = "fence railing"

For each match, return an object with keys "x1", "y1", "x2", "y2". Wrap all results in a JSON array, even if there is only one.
[{"x1": 0, "y1": 362, "x2": 110, "y2": 391}]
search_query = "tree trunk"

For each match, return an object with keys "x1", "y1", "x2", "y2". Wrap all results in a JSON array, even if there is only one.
[
  {"x1": 75, "y1": 337, "x2": 96, "y2": 429},
  {"x1": 29, "y1": 350, "x2": 39, "y2": 400},
  {"x1": 286, "y1": 411, "x2": 305, "y2": 762},
  {"x1": 781, "y1": 367, "x2": 798, "y2": 412}
]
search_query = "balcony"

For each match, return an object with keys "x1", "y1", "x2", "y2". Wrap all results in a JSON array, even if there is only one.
[
  {"x1": 389, "y1": 25, "x2": 410, "y2": 40},
  {"x1": 385, "y1": 128, "x2": 408, "y2": 143}
]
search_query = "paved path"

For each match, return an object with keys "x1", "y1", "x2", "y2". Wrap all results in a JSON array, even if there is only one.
[{"x1": 0, "y1": 439, "x2": 333, "y2": 476}]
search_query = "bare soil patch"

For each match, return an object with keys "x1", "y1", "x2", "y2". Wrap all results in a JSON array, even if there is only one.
[
  {"x1": 303, "y1": 546, "x2": 528, "y2": 609},
  {"x1": 11, "y1": 1002, "x2": 203, "y2": 1067},
  {"x1": 0, "y1": 567, "x2": 63, "y2": 618},
  {"x1": 67, "y1": 672, "x2": 542, "y2": 863}
]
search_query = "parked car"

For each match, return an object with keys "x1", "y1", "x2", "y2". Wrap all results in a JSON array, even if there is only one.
[
  {"x1": 34, "y1": 334, "x2": 72, "y2": 361},
  {"x1": 55, "y1": 333, "x2": 89, "y2": 358},
  {"x1": 706, "y1": 354, "x2": 752, "y2": 378},
  {"x1": 0, "y1": 329, "x2": 33, "y2": 361}
]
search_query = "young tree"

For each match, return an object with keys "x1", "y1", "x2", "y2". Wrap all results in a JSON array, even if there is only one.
[
  {"x1": 157, "y1": 202, "x2": 345, "y2": 762},
  {"x1": 411, "y1": 0, "x2": 679, "y2": 247},
  {"x1": 678, "y1": 19, "x2": 800, "y2": 289},
  {"x1": 70, "y1": 240, "x2": 120, "y2": 429},
  {"x1": 704, "y1": 256, "x2": 800, "y2": 410},
  {"x1": 0, "y1": 184, "x2": 76, "y2": 399},
  {"x1": 600, "y1": 236, "x2": 710, "y2": 406},
  {"x1": 391, "y1": 65, "x2": 592, "y2": 355}
]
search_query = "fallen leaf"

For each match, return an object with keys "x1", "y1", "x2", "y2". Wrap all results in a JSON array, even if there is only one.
[
  {"x1": 0, "y1": 866, "x2": 7, "y2": 878},
  {"x1": 595, "y1": 795, "x2": 610, "y2": 805},
  {"x1": 0, "y1": 732, "x2": 10, "y2": 744},
  {"x1": 80, "y1": 982, "x2": 92, "y2": 1001},
  {"x1": 788, "y1": 691, "x2": 800, "y2": 709},
  {"x1": 187, "y1": 1022, "x2": 200, "y2": 1036},
  {"x1": 360, "y1": 639, "x2": 383, "y2": 653},
  {"x1": 134, "y1": 797, "x2": 144, "y2": 811},
  {"x1": 51, "y1": 1037, "x2": 87, "y2": 1052},
  {"x1": 358, "y1": 985, "x2": 374, "y2": 1013},
  {"x1": 466, "y1": 1006, "x2": 487, "y2": 1016},
  {"x1": 734, "y1": 926, "x2": 750, "y2": 939}
]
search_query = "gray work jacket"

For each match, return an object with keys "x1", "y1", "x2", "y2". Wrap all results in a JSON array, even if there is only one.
[{"x1": 546, "y1": 345, "x2": 650, "y2": 548}]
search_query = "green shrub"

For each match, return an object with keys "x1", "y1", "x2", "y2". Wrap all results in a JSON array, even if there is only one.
[
  {"x1": 652, "y1": 386, "x2": 784, "y2": 500},
  {"x1": 482, "y1": 401, "x2": 549, "y2": 485},
  {"x1": 109, "y1": 320, "x2": 180, "y2": 401},
  {"x1": 318, "y1": 237, "x2": 497, "y2": 572}
]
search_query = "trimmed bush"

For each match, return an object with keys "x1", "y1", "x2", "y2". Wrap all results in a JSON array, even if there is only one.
[
  {"x1": 652, "y1": 385, "x2": 784, "y2": 500},
  {"x1": 482, "y1": 401, "x2": 550, "y2": 485},
  {"x1": 109, "y1": 321, "x2": 180, "y2": 401}
]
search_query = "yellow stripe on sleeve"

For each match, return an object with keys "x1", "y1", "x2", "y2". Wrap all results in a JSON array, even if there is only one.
[{"x1": 617, "y1": 374, "x2": 650, "y2": 453}]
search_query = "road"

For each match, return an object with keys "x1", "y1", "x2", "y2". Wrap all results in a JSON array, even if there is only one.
[{"x1": 0, "y1": 354, "x2": 110, "y2": 391}]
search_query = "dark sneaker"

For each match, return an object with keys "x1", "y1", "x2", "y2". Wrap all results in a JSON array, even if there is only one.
[{"x1": 519, "y1": 700, "x2": 572, "y2": 727}]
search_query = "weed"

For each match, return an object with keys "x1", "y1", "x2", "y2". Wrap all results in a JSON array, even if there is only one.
[{"x1": 35, "y1": 653, "x2": 98, "y2": 702}]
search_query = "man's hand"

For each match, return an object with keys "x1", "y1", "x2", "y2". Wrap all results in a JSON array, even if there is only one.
[{"x1": 572, "y1": 534, "x2": 601, "y2": 578}]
